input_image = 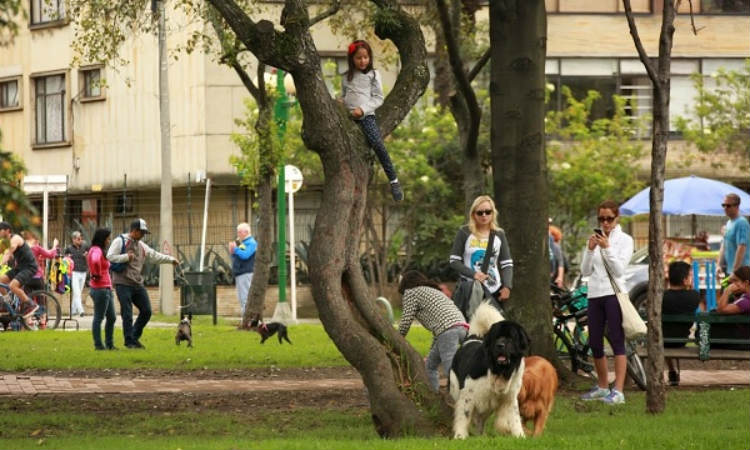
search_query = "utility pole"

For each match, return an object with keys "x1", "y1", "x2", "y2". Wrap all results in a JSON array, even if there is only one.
[
  {"x1": 155, "y1": 0, "x2": 174, "y2": 315},
  {"x1": 272, "y1": 69, "x2": 291, "y2": 322}
]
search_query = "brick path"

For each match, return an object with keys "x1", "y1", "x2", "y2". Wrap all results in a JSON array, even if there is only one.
[{"x1": 0, "y1": 370, "x2": 746, "y2": 396}]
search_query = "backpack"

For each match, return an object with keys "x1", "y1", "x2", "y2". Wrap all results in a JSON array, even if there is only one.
[{"x1": 110, "y1": 234, "x2": 130, "y2": 273}]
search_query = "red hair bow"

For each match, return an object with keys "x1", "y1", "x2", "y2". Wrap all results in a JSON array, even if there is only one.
[{"x1": 348, "y1": 42, "x2": 359, "y2": 55}]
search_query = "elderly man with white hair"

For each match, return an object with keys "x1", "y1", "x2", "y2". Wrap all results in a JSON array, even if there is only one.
[
  {"x1": 229, "y1": 223, "x2": 257, "y2": 316},
  {"x1": 65, "y1": 231, "x2": 89, "y2": 317}
]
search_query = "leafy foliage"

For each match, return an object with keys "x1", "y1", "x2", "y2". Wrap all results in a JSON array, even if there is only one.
[
  {"x1": 674, "y1": 60, "x2": 750, "y2": 171},
  {"x1": 0, "y1": 132, "x2": 39, "y2": 238},
  {"x1": 378, "y1": 95, "x2": 466, "y2": 276},
  {"x1": 546, "y1": 86, "x2": 647, "y2": 261},
  {"x1": 0, "y1": 0, "x2": 22, "y2": 44}
]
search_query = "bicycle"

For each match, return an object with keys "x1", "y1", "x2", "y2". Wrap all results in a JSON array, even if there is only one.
[
  {"x1": 0, "y1": 282, "x2": 62, "y2": 331},
  {"x1": 551, "y1": 283, "x2": 647, "y2": 390}
]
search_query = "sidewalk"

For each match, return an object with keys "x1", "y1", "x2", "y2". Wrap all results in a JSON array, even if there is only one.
[{"x1": 0, "y1": 370, "x2": 746, "y2": 396}]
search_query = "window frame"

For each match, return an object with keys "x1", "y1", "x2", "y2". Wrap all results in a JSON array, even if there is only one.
[
  {"x1": 79, "y1": 66, "x2": 106, "y2": 102},
  {"x1": 546, "y1": 0, "x2": 653, "y2": 14},
  {"x1": 30, "y1": 69, "x2": 71, "y2": 149},
  {"x1": 29, "y1": 0, "x2": 67, "y2": 29},
  {"x1": 677, "y1": 0, "x2": 750, "y2": 15},
  {"x1": 0, "y1": 76, "x2": 22, "y2": 112}
]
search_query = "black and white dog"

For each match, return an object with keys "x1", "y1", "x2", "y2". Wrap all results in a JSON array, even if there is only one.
[
  {"x1": 449, "y1": 302, "x2": 530, "y2": 439},
  {"x1": 175, "y1": 313, "x2": 193, "y2": 347},
  {"x1": 249, "y1": 314, "x2": 292, "y2": 344}
]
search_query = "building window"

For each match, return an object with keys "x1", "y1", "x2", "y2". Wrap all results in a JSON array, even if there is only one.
[
  {"x1": 0, "y1": 78, "x2": 20, "y2": 110},
  {"x1": 33, "y1": 74, "x2": 66, "y2": 145},
  {"x1": 116, "y1": 194, "x2": 135, "y2": 216},
  {"x1": 30, "y1": 0, "x2": 65, "y2": 25},
  {"x1": 31, "y1": 199, "x2": 57, "y2": 222},
  {"x1": 547, "y1": 0, "x2": 651, "y2": 13},
  {"x1": 700, "y1": 0, "x2": 750, "y2": 13},
  {"x1": 81, "y1": 67, "x2": 104, "y2": 100}
]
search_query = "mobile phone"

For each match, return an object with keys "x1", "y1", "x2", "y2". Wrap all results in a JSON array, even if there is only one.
[{"x1": 593, "y1": 228, "x2": 604, "y2": 236}]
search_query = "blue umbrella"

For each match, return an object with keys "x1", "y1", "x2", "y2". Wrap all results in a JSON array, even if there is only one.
[{"x1": 620, "y1": 175, "x2": 750, "y2": 216}]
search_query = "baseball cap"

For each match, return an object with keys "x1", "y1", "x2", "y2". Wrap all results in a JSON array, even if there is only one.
[{"x1": 130, "y1": 218, "x2": 150, "y2": 234}]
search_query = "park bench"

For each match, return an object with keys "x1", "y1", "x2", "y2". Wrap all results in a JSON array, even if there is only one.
[{"x1": 638, "y1": 312, "x2": 750, "y2": 362}]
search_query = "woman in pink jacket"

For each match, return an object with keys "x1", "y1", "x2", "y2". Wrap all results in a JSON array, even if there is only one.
[
  {"x1": 23, "y1": 231, "x2": 59, "y2": 292},
  {"x1": 87, "y1": 228, "x2": 116, "y2": 350}
]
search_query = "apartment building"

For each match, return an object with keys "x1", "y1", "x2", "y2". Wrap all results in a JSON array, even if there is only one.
[{"x1": 0, "y1": 0, "x2": 747, "y2": 251}]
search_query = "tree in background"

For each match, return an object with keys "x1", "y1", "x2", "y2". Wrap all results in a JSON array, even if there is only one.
[
  {"x1": 0, "y1": 0, "x2": 21, "y2": 44},
  {"x1": 489, "y1": 0, "x2": 552, "y2": 360},
  {"x1": 0, "y1": 1, "x2": 37, "y2": 236},
  {"x1": 674, "y1": 60, "x2": 750, "y2": 172},
  {"x1": 0, "y1": 134, "x2": 39, "y2": 236},
  {"x1": 546, "y1": 87, "x2": 647, "y2": 265}
]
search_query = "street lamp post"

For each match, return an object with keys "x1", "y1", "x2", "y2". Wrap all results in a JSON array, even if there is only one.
[{"x1": 272, "y1": 69, "x2": 292, "y2": 322}]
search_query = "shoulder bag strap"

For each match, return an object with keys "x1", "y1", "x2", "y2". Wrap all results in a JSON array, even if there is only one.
[
  {"x1": 599, "y1": 248, "x2": 621, "y2": 294},
  {"x1": 480, "y1": 230, "x2": 496, "y2": 274}
]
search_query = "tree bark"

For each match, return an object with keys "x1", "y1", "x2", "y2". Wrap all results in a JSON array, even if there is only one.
[
  {"x1": 623, "y1": 0, "x2": 677, "y2": 414},
  {"x1": 490, "y1": 0, "x2": 556, "y2": 360},
  {"x1": 434, "y1": 0, "x2": 484, "y2": 212},
  {"x1": 207, "y1": 0, "x2": 452, "y2": 437},
  {"x1": 243, "y1": 96, "x2": 275, "y2": 325}
]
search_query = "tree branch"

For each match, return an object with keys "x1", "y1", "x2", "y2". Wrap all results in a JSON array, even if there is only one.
[
  {"x1": 310, "y1": 0, "x2": 340, "y2": 26},
  {"x1": 206, "y1": 0, "x2": 290, "y2": 69},
  {"x1": 207, "y1": 7, "x2": 262, "y2": 101},
  {"x1": 467, "y1": 48, "x2": 490, "y2": 82},
  {"x1": 366, "y1": 0, "x2": 430, "y2": 136},
  {"x1": 687, "y1": 0, "x2": 705, "y2": 35},
  {"x1": 622, "y1": 0, "x2": 658, "y2": 85},
  {"x1": 435, "y1": 0, "x2": 481, "y2": 157}
]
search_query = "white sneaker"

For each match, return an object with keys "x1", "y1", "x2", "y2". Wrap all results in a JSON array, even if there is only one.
[
  {"x1": 600, "y1": 389, "x2": 625, "y2": 405},
  {"x1": 581, "y1": 386, "x2": 610, "y2": 401}
]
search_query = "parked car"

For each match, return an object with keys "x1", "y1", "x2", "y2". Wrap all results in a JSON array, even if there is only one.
[{"x1": 625, "y1": 235, "x2": 722, "y2": 317}]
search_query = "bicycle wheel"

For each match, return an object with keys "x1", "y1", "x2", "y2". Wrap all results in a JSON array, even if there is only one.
[
  {"x1": 626, "y1": 340, "x2": 647, "y2": 390},
  {"x1": 554, "y1": 325, "x2": 596, "y2": 379},
  {"x1": 28, "y1": 290, "x2": 61, "y2": 330},
  {"x1": 553, "y1": 326, "x2": 576, "y2": 370}
]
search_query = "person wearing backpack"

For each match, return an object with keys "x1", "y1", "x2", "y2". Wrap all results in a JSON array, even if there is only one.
[{"x1": 107, "y1": 219, "x2": 178, "y2": 349}]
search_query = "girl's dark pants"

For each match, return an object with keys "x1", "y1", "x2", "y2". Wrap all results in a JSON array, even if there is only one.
[{"x1": 358, "y1": 115, "x2": 398, "y2": 182}]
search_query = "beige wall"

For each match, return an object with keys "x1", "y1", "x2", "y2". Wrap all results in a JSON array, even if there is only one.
[
  {"x1": 548, "y1": 14, "x2": 750, "y2": 58},
  {"x1": 2, "y1": 3, "x2": 748, "y2": 197}
]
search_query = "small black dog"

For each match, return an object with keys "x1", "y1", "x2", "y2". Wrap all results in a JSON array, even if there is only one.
[
  {"x1": 175, "y1": 313, "x2": 193, "y2": 347},
  {"x1": 249, "y1": 314, "x2": 292, "y2": 344}
]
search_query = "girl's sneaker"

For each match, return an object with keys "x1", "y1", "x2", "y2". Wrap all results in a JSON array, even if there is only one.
[
  {"x1": 600, "y1": 389, "x2": 625, "y2": 404},
  {"x1": 581, "y1": 386, "x2": 610, "y2": 401},
  {"x1": 390, "y1": 181, "x2": 403, "y2": 202}
]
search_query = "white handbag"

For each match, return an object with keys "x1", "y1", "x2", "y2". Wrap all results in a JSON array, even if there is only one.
[{"x1": 600, "y1": 249, "x2": 647, "y2": 339}]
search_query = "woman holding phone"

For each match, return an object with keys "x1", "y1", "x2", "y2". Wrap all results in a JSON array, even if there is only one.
[{"x1": 579, "y1": 200, "x2": 634, "y2": 404}]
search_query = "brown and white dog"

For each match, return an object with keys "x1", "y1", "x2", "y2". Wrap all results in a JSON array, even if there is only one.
[{"x1": 517, "y1": 355, "x2": 558, "y2": 436}]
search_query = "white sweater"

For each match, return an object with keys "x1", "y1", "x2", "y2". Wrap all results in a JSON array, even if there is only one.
[{"x1": 580, "y1": 225, "x2": 634, "y2": 299}]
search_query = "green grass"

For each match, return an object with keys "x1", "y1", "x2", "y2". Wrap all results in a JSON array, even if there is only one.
[
  {"x1": 0, "y1": 317, "x2": 434, "y2": 370},
  {"x1": 0, "y1": 389, "x2": 747, "y2": 449}
]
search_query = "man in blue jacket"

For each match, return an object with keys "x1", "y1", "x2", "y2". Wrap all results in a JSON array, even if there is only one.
[{"x1": 229, "y1": 222, "x2": 257, "y2": 316}]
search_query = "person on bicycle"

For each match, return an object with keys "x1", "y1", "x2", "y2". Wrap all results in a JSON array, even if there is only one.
[{"x1": 0, "y1": 222, "x2": 40, "y2": 319}]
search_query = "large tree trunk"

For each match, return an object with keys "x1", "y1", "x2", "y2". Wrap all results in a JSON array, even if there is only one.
[
  {"x1": 490, "y1": 1, "x2": 556, "y2": 360},
  {"x1": 243, "y1": 102, "x2": 275, "y2": 325},
  {"x1": 207, "y1": 0, "x2": 452, "y2": 437},
  {"x1": 623, "y1": 0, "x2": 677, "y2": 414}
]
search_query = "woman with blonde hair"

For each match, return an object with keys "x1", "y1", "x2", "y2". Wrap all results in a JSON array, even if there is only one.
[{"x1": 449, "y1": 195, "x2": 513, "y2": 313}]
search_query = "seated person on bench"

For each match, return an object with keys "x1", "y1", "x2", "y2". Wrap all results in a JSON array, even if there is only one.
[
  {"x1": 662, "y1": 261, "x2": 701, "y2": 386},
  {"x1": 710, "y1": 265, "x2": 750, "y2": 350}
]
